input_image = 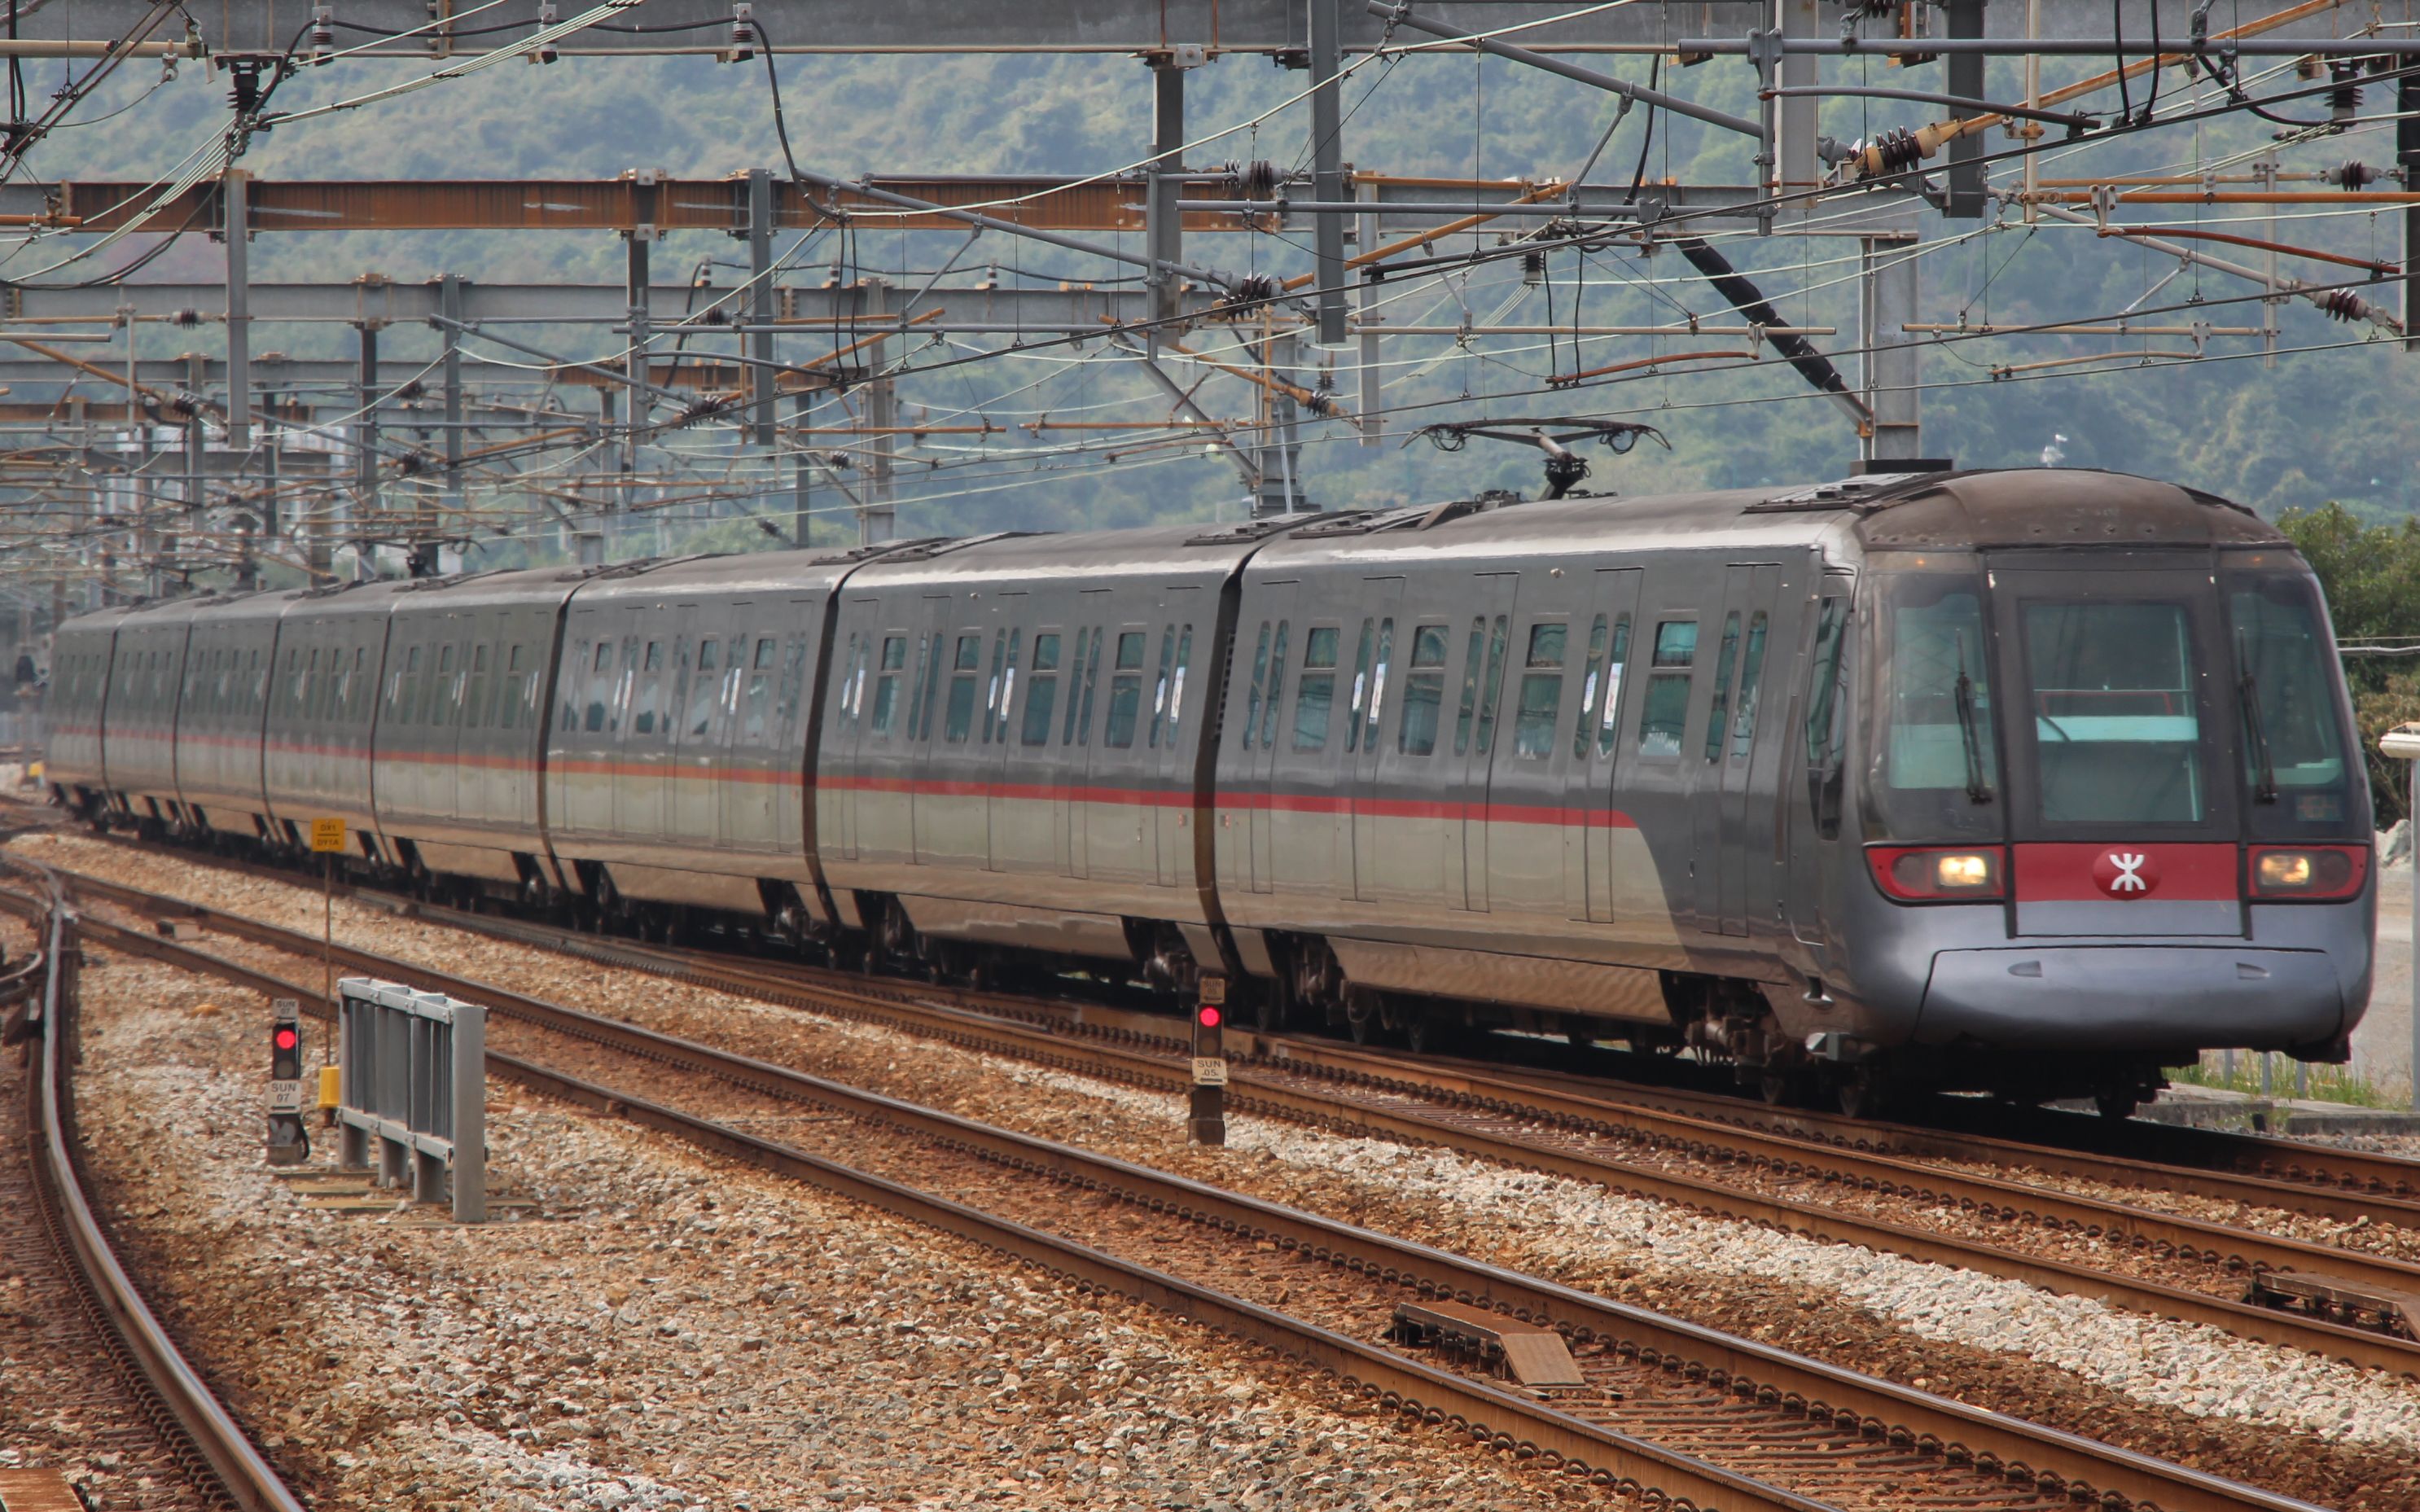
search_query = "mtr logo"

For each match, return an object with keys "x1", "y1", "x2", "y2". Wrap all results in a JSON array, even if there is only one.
[{"x1": 2091, "y1": 850, "x2": 2159, "y2": 898}]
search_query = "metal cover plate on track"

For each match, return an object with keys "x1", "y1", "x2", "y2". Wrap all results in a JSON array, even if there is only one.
[
  {"x1": 2245, "y1": 1268, "x2": 2420, "y2": 1339},
  {"x1": 0, "y1": 1469, "x2": 86, "y2": 1512},
  {"x1": 1391, "y1": 1298, "x2": 1586, "y2": 1388}
]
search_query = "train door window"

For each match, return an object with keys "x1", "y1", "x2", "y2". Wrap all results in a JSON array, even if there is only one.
[
  {"x1": 1147, "y1": 627, "x2": 1177, "y2": 748},
  {"x1": 1729, "y1": 611, "x2": 1769, "y2": 760},
  {"x1": 689, "y1": 640, "x2": 720, "y2": 739},
  {"x1": 993, "y1": 627, "x2": 1023, "y2": 745},
  {"x1": 1452, "y1": 620, "x2": 1484, "y2": 756},
  {"x1": 1170, "y1": 625, "x2": 1195, "y2": 736},
  {"x1": 1344, "y1": 619, "x2": 1375, "y2": 753},
  {"x1": 742, "y1": 638, "x2": 776, "y2": 743},
  {"x1": 916, "y1": 629, "x2": 947, "y2": 742},
  {"x1": 1514, "y1": 622, "x2": 1567, "y2": 758},
  {"x1": 305, "y1": 648, "x2": 324, "y2": 722},
  {"x1": 835, "y1": 633, "x2": 861, "y2": 728},
  {"x1": 1105, "y1": 630, "x2": 1146, "y2": 747},
  {"x1": 1703, "y1": 612, "x2": 1742, "y2": 762},
  {"x1": 778, "y1": 638, "x2": 808, "y2": 731},
  {"x1": 283, "y1": 648, "x2": 303, "y2": 718},
  {"x1": 397, "y1": 646, "x2": 422, "y2": 725},
  {"x1": 352, "y1": 647, "x2": 371, "y2": 723},
  {"x1": 466, "y1": 644, "x2": 492, "y2": 730},
  {"x1": 1597, "y1": 616, "x2": 1631, "y2": 759},
  {"x1": 1241, "y1": 622, "x2": 1272, "y2": 750},
  {"x1": 1804, "y1": 597, "x2": 1850, "y2": 838},
  {"x1": 944, "y1": 633, "x2": 982, "y2": 743},
  {"x1": 1572, "y1": 616, "x2": 1608, "y2": 758},
  {"x1": 581, "y1": 642, "x2": 609, "y2": 733},
  {"x1": 1065, "y1": 628, "x2": 1101, "y2": 746},
  {"x1": 1293, "y1": 627, "x2": 1340, "y2": 752},
  {"x1": 872, "y1": 635, "x2": 910, "y2": 738},
  {"x1": 1639, "y1": 620, "x2": 1698, "y2": 758},
  {"x1": 630, "y1": 642, "x2": 664, "y2": 735},
  {"x1": 1021, "y1": 633, "x2": 1061, "y2": 746},
  {"x1": 1364, "y1": 619, "x2": 1396, "y2": 749},
  {"x1": 503, "y1": 645, "x2": 528, "y2": 731},
  {"x1": 250, "y1": 647, "x2": 265, "y2": 705},
  {"x1": 905, "y1": 632, "x2": 932, "y2": 740},
  {"x1": 1461, "y1": 615, "x2": 1509, "y2": 756},
  {"x1": 1255, "y1": 622, "x2": 1291, "y2": 750},
  {"x1": 980, "y1": 630, "x2": 1008, "y2": 744},
  {"x1": 1399, "y1": 624, "x2": 1450, "y2": 756}
]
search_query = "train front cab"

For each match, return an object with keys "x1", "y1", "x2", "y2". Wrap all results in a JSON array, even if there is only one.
[{"x1": 1800, "y1": 497, "x2": 2372, "y2": 1107}]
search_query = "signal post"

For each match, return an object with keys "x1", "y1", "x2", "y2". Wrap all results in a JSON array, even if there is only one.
[
  {"x1": 265, "y1": 997, "x2": 308, "y2": 1164},
  {"x1": 1190, "y1": 974, "x2": 1227, "y2": 1146}
]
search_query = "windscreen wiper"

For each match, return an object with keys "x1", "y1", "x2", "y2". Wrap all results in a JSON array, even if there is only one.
[
  {"x1": 1953, "y1": 632, "x2": 1995, "y2": 804},
  {"x1": 2238, "y1": 634, "x2": 2279, "y2": 804}
]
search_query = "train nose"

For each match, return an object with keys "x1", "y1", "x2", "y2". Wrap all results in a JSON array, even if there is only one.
[{"x1": 1918, "y1": 945, "x2": 2344, "y2": 1053}]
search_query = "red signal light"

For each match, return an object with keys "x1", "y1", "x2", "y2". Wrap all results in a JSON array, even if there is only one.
[
  {"x1": 1197, "y1": 1005, "x2": 1222, "y2": 1029},
  {"x1": 274, "y1": 1027, "x2": 300, "y2": 1051}
]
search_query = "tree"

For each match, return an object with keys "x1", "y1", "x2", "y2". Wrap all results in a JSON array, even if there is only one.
[{"x1": 2276, "y1": 504, "x2": 2420, "y2": 825}]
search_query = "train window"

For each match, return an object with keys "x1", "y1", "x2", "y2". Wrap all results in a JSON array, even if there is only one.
[
  {"x1": 2023, "y1": 599, "x2": 2199, "y2": 825},
  {"x1": 502, "y1": 645, "x2": 528, "y2": 732},
  {"x1": 690, "y1": 639, "x2": 720, "y2": 739},
  {"x1": 779, "y1": 639, "x2": 808, "y2": 729},
  {"x1": 1256, "y1": 622, "x2": 1290, "y2": 750},
  {"x1": 2229, "y1": 577, "x2": 2350, "y2": 832},
  {"x1": 1399, "y1": 624, "x2": 1449, "y2": 756},
  {"x1": 1344, "y1": 620, "x2": 1374, "y2": 754},
  {"x1": 944, "y1": 633, "x2": 981, "y2": 743},
  {"x1": 995, "y1": 628, "x2": 1023, "y2": 745},
  {"x1": 1364, "y1": 620, "x2": 1394, "y2": 748},
  {"x1": 918, "y1": 631, "x2": 949, "y2": 742},
  {"x1": 1021, "y1": 633, "x2": 1060, "y2": 746},
  {"x1": 1573, "y1": 616, "x2": 1608, "y2": 759},
  {"x1": 281, "y1": 649, "x2": 300, "y2": 717},
  {"x1": 836, "y1": 633, "x2": 860, "y2": 724},
  {"x1": 1730, "y1": 612, "x2": 1769, "y2": 761},
  {"x1": 1515, "y1": 622, "x2": 1567, "y2": 759},
  {"x1": 1170, "y1": 625, "x2": 1195, "y2": 735},
  {"x1": 1453, "y1": 620, "x2": 1484, "y2": 756},
  {"x1": 629, "y1": 642, "x2": 664, "y2": 736},
  {"x1": 1703, "y1": 613, "x2": 1741, "y2": 762},
  {"x1": 1471, "y1": 616, "x2": 1510, "y2": 756},
  {"x1": 466, "y1": 644, "x2": 490, "y2": 731},
  {"x1": 755, "y1": 637, "x2": 777, "y2": 671},
  {"x1": 1598, "y1": 616, "x2": 1631, "y2": 759},
  {"x1": 1068, "y1": 628, "x2": 1101, "y2": 746},
  {"x1": 399, "y1": 646, "x2": 422, "y2": 725},
  {"x1": 304, "y1": 648, "x2": 323, "y2": 721},
  {"x1": 1294, "y1": 627, "x2": 1339, "y2": 752},
  {"x1": 1639, "y1": 620, "x2": 1696, "y2": 757},
  {"x1": 1148, "y1": 627, "x2": 1177, "y2": 748},
  {"x1": 1242, "y1": 623, "x2": 1272, "y2": 751},
  {"x1": 981, "y1": 630, "x2": 1008, "y2": 745},
  {"x1": 873, "y1": 635, "x2": 909, "y2": 738},
  {"x1": 742, "y1": 664, "x2": 771, "y2": 745},
  {"x1": 905, "y1": 633, "x2": 932, "y2": 741},
  {"x1": 581, "y1": 642, "x2": 608, "y2": 734},
  {"x1": 1106, "y1": 630, "x2": 1146, "y2": 748}
]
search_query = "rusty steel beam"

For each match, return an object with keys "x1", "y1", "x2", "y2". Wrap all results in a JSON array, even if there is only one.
[{"x1": 8, "y1": 176, "x2": 1275, "y2": 235}]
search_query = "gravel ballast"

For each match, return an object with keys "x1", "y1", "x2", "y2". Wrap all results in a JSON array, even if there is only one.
[{"x1": 67, "y1": 945, "x2": 1601, "y2": 1511}]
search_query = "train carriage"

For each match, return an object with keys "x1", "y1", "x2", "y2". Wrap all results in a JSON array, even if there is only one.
[
  {"x1": 95, "y1": 597, "x2": 206, "y2": 831},
  {"x1": 257, "y1": 581, "x2": 403, "y2": 857},
  {"x1": 42, "y1": 603, "x2": 134, "y2": 808},
  {"x1": 816, "y1": 523, "x2": 1262, "y2": 983},
  {"x1": 541, "y1": 549, "x2": 871, "y2": 927},
  {"x1": 372, "y1": 565, "x2": 584, "y2": 895},
  {"x1": 173, "y1": 589, "x2": 299, "y2": 845}
]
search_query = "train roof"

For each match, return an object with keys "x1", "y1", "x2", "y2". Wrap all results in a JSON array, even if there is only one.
[
  {"x1": 559, "y1": 543, "x2": 901, "y2": 604},
  {"x1": 1846, "y1": 467, "x2": 2282, "y2": 550},
  {"x1": 838, "y1": 519, "x2": 1306, "y2": 590}
]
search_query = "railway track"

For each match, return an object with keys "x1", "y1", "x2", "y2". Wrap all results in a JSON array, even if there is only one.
[
  {"x1": 44, "y1": 851, "x2": 2420, "y2": 1380},
  {"x1": 58, "y1": 877, "x2": 2343, "y2": 1512},
  {"x1": 0, "y1": 861, "x2": 305, "y2": 1512}
]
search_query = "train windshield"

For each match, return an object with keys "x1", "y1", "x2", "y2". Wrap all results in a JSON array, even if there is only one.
[
  {"x1": 1863, "y1": 572, "x2": 2003, "y2": 841},
  {"x1": 2226, "y1": 572, "x2": 2358, "y2": 837},
  {"x1": 2018, "y1": 600, "x2": 2207, "y2": 826}
]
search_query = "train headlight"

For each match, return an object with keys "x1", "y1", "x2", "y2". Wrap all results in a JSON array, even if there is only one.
[
  {"x1": 1868, "y1": 846, "x2": 2005, "y2": 901},
  {"x1": 2248, "y1": 845, "x2": 2366, "y2": 900}
]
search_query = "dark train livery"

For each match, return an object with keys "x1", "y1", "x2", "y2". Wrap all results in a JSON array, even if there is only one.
[{"x1": 44, "y1": 468, "x2": 2374, "y2": 1113}]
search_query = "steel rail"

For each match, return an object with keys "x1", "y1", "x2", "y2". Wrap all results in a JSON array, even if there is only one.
[
  {"x1": 50, "y1": 862, "x2": 2420, "y2": 1377},
  {"x1": 0, "y1": 866, "x2": 309, "y2": 1512},
  {"x1": 63, "y1": 905, "x2": 2338, "y2": 1512}
]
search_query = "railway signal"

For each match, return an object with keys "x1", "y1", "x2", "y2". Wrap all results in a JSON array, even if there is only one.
[
  {"x1": 1190, "y1": 975, "x2": 1227, "y2": 1147},
  {"x1": 265, "y1": 999, "x2": 309, "y2": 1166}
]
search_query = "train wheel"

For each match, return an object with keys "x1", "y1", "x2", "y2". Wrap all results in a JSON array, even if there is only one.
[
  {"x1": 1831, "y1": 1064, "x2": 1890, "y2": 1120},
  {"x1": 1759, "y1": 1066, "x2": 1799, "y2": 1107}
]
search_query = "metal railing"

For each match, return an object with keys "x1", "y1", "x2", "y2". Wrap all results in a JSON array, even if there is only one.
[{"x1": 335, "y1": 975, "x2": 486, "y2": 1222}]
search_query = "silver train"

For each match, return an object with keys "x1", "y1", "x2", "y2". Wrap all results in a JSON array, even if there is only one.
[{"x1": 43, "y1": 467, "x2": 2375, "y2": 1113}]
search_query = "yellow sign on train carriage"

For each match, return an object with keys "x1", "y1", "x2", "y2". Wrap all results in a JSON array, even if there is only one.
[{"x1": 308, "y1": 818, "x2": 347, "y2": 853}]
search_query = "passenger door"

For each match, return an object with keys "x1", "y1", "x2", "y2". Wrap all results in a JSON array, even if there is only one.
[
  {"x1": 1063, "y1": 593, "x2": 1109, "y2": 880},
  {"x1": 1238, "y1": 583, "x2": 1297, "y2": 895},
  {"x1": 1344, "y1": 581, "x2": 1405, "y2": 904},
  {"x1": 1785, "y1": 573, "x2": 1857, "y2": 957},
  {"x1": 1697, "y1": 564, "x2": 1780, "y2": 936},
  {"x1": 1449, "y1": 574, "x2": 1518, "y2": 911},
  {"x1": 1149, "y1": 593, "x2": 1201, "y2": 890},
  {"x1": 1580, "y1": 570, "x2": 1642, "y2": 923}
]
